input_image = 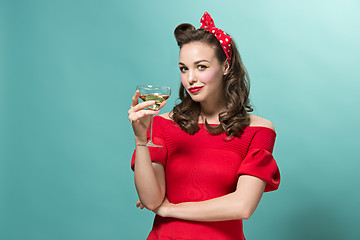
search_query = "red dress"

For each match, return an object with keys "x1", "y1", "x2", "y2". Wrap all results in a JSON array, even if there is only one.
[{"x1": 131, "y1": 116, "x2": 280, "y2": 240}]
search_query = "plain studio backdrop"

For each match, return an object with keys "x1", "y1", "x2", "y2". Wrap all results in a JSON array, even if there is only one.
[{"x1": 1, "y1": 0, "x2": 359, "y2": 239}]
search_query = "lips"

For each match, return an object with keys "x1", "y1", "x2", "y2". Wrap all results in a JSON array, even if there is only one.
[{"x1": 188, "y1": 86, "x2": 204, "y2": 93}]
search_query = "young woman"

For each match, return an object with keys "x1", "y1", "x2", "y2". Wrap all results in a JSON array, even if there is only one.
[{"x1": 128, "y1": 12, "x2": 280, "y2": 240}]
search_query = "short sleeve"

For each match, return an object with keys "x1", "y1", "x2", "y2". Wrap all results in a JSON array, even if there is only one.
[
  {"x1": 130, "y1": 116, "x2": 168, "y2": 171},
  {"x1": 237, "y1": 128, "x2": 280, "y2": 192}
]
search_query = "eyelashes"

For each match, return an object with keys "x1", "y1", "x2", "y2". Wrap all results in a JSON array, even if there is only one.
[
  {"x1": 179, "y1": 66, "x2": 188, "y2": 72},
  {"x1": 197, "y1": 64, "x2": 209, "y2": 70},
  {"x1": 179, "y1": 65, "x2": 209, "y2": 72}
]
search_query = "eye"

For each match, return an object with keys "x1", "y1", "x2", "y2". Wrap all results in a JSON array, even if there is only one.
[
  {"x1": 179, "y1": 66, "x2": 188, "y2": 73},
  {"x1": 197, "y1": 65, "x2": 208, "y2": 70}
]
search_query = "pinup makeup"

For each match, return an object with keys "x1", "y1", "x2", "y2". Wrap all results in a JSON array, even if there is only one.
[{"x1": 188, "y1": 86, "x2": 204, "y2": 93}]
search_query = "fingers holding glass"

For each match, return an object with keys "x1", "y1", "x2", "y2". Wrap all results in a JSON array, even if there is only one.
[
  {"x1": 136, "y1": 85, "x2": 171, "y2": 147},
  {"x1": 131, "y1": 90, "x2": 140, "y2": 107}
]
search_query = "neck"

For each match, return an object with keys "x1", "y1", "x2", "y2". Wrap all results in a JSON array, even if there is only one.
[{"x1": 199, "y1": 100, "x2": 226, "y2": 124}]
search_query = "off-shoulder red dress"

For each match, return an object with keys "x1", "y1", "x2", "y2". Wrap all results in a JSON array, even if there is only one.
[{"x1": 131, "y1": 116, "x2": 280, "y2": 240}]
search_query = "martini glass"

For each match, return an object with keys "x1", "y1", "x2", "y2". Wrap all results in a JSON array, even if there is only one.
[{"x1": 136, "y1": 85, "x2": 171, "y2": 147}]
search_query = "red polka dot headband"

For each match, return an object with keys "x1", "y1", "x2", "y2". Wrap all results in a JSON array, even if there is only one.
[{"x1": 200, "y1": 12, "x2": 232, "y2": 64}]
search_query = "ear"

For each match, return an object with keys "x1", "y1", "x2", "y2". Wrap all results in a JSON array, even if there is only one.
[{"x1": 222, "y1": 61, "x2": 230, "y2": 75}]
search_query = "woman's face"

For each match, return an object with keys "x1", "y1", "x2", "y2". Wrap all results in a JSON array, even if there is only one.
[{"x1": 179, "y1": 42, "x2": 229, "y2": 104}]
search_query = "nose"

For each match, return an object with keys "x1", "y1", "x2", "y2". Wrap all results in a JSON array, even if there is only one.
[{"x1": 188, "y1": 70, "x2": 197, "y2": 85}]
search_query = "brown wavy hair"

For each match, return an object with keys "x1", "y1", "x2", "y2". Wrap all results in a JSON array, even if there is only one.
[{"x1": 171, "y1": 23, "x2": 253, "y2": 138}]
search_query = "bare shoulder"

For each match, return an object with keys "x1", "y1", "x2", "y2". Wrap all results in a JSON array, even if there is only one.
[
  {"x1": 158, "y1": 112, "x2": 172, "y2": 120},
  {"x1": 248, "y1": 113, "x2": 275, "y2": 131}
]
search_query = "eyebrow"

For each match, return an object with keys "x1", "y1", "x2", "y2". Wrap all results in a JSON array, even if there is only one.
[{"x1": 179, "y1": 60, "x2": 211, "y2": 65}]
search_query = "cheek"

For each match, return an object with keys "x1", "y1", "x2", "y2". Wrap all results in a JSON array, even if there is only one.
[
  {"x1": 200, "y1": 69, "x2": 220, "y2": 84},
  {"x1": 180, "y1": 75, "x2": 187, "y2": 86}
]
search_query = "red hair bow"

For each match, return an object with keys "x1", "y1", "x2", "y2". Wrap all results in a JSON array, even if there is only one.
[{"x1": 200, "y1": 12, "x2": 232, "y2": 64}]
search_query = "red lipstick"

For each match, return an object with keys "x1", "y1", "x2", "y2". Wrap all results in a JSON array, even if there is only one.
[{"x1": 188, "y1": 86, "x2": 203, "y2": 93}]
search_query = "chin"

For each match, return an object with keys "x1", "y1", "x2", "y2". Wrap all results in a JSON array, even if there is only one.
[{"x1": 189, "y1": 95, "x2": 204, "y2": 103}]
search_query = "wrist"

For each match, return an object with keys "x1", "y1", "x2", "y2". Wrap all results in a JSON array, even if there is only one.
[{"x1": 135, "y1": 137, "x2": 147, "y2": 146}]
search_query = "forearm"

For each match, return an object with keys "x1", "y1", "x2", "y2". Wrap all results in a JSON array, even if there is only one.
[
  {"x1": 160, "y1": 176, "x2": 266, "y2": 222},
  {"x1": 134, "y1": 141, "x2": 165, "y2": 211},
  {"x1": 167, "y1": 192, "x2": 251, "y2": 221}
]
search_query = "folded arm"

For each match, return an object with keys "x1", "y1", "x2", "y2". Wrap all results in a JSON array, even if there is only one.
[{"x1": 154, "y1": 175, "x2": 266, "y2": 221}]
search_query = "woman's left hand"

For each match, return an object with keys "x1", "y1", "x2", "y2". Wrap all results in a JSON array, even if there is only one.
[
  {"x1": 136, "y1": 197, "x2": 174, "y2": 217},
  {"x1": 153, "y1": 197, "x2": 173, "y2": 217}
]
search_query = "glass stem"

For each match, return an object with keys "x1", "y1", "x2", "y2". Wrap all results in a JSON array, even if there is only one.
[{"x1": 149, "y1": 115, "x2": 154, "y2": 143}]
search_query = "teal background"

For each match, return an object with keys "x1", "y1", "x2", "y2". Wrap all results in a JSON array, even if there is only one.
[{"x1": 1, "y1": 0, "x2": 359, "y2": 239}]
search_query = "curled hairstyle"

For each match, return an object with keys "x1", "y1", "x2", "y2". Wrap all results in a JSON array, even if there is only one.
[{"x1": 171, "y1": 23, "x2": 253, "y2": 138}]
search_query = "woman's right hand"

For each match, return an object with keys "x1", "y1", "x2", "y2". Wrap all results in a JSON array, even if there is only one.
[{"x1": 128, "y1": 90, "x2": 166, "y2": 143}]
